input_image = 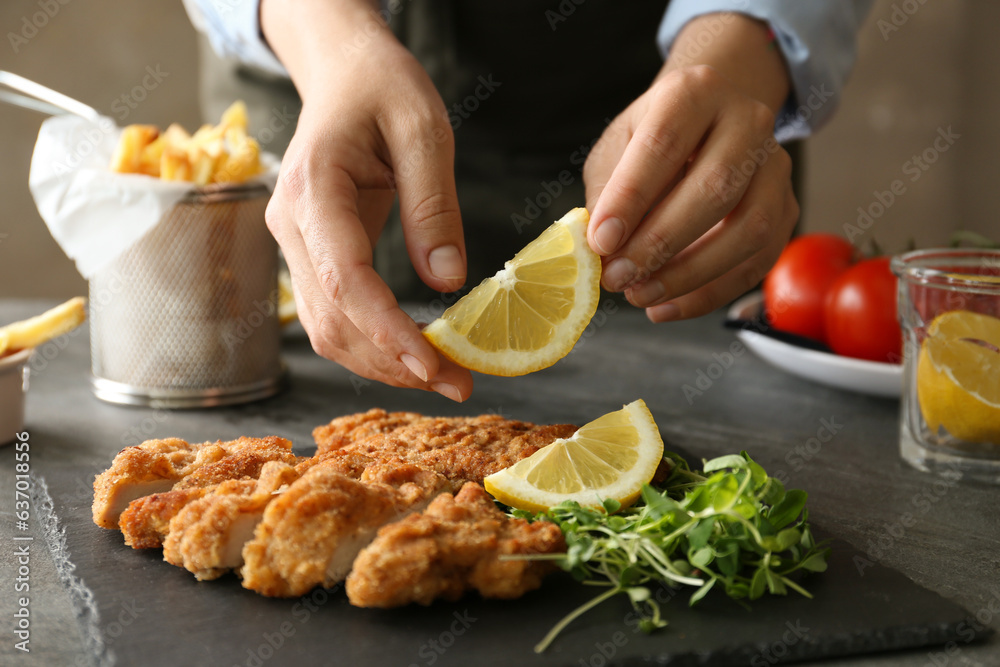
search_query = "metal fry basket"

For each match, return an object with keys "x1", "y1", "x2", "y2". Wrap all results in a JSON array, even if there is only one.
[{"x1": 89, "y1": 183, "x2": 285, "y2": 408}]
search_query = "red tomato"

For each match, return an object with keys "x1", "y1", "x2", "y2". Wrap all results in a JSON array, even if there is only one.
[
  {"x1": 763, "y1": 234, "x2": 856, "y2": 341},
  {"x1": 824, "y1": 257, "x2": 902, "y2": 363}
]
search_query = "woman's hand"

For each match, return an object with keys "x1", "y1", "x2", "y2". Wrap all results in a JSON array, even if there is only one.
[
  {"x1": 261, "y1": 0, "x2": 472, "y2": 401},
  {"x1": 584, "y1": 14, "x2": 799, "y2": 323}
]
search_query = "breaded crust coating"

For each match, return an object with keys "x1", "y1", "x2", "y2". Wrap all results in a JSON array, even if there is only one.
[
  {"x1": 313, "y1": 410, "x2": 576, "y2": 485},
  {"x1": 311, "y1": 409, "x2": 425, "y2": 454},
  {"x1": 103, "y1": 436, "x2": 297, "y2": 544},
  {"x1": 119, "y1": 487, "x2": 212, "y2": 549},
  {"x1": 346, "y1": 483, "x2": 565, "y2": 608},
  {"x1": 241, "y1": 461, "x2": 451, "y2": 597},
  {"x1": 93, "y1": 438, "x2": 207, "y2": 529},
  {"x1": 162, "y1": 461, "x2": 302, "y2": 580}
]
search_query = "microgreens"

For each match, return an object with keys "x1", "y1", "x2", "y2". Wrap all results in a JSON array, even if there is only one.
[{"x1": 509, "y1": 450, "x2": 830, "y2": 653}]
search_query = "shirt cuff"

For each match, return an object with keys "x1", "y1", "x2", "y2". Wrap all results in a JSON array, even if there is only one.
[
  {"x1": 658, "y1": 0, "x2": 873, "y2": 142},
  {"x1": 182, "y1": 0, "x2": 289, "y2": 78}
]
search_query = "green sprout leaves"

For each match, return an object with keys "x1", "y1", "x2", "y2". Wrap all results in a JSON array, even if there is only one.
[{"x1": 516, "y1": 450, "x2": 830, "y2": 653}]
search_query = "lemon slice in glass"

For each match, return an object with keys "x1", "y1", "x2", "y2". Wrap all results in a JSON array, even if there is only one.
[
  {"x1": 422, "y1": 208, "x2": 601, "y2": 376},
  {"x1": 917, "y1": 310, "x2": 1000, "y2": 445},
  {"x1": 484, "y1": 399, "x2": 665, "y2": 512}
]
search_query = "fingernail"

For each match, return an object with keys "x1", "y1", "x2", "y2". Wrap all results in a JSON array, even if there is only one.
[
  {"x1": 594, "y1": 217, "x2": 625, "y2": 255},
  {"x1": 603, "y1": 257, "x2": 638, "y2": 291},
  {"x1": 400, "y1": 353, "x2": 428, "y2": 382},
  {"x1": 432, "y1": 382, "x2": 463, "y2": 402},
  {"x1": 628, "y1": 279, "x2": 665, "y2": 307},
  {"x1": 647, "y1": 302, "x2": 680, "y2": 323},
  {"x1": 428, "y1": 245, "x2": 464, "y2": 280}
]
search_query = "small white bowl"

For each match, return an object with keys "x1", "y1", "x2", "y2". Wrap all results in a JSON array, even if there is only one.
[
  {"x1": 0, "y1": 348, "x2": 33, "y2": 446},
  {"x1": 728, "y1": 292, "x2": 903, "y2": 398}
]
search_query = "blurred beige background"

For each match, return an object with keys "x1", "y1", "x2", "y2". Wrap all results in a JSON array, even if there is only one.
[{"x1": 0, "y1": 0, "x2": 996, "y2": 300}]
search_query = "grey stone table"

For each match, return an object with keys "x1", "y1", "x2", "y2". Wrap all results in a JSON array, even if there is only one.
[{"x1": 1, "y1": 298, "x2": 998, "y2": 667}]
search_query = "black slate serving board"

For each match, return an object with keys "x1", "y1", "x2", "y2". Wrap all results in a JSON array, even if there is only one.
[
  {"x1": 47, "y1": 472, "x2": 990, "y2": 667},
  {"x1": 5, "y1": 303, "x2": 997, "y2": 667}
]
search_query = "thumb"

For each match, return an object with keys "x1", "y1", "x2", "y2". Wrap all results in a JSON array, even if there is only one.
[
  {"x1": 392, "y1": 123, "x2": 466, "y2": 293},
  {"x1": 583, "y1": 116, "x2": 634, "y2": 254}
]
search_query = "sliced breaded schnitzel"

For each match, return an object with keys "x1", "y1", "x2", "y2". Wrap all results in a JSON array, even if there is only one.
[
  {"x1": 94, "y1": 436, "x2": 295, "y2": 532},
  {"x1": 119, "y1": 486, "x2": 212, "y2": 549},
  {"x1": 313, "y1": 409, "x2": 577, "y2": 486},
  {"x1": 160, "y1": 454, "x2": 380, "y2": 581},
  {"x1": 241, "y1": 460, "x2": 453, "y2": 597},
  {"x1": 311, "y1": 409, "x2": 426, "y2": 452},
  {"x1": 171, "y1": 441, "x2": 300, "y2": 490},
  {"x1": 118, "y1": 449, "x2": 310, "y2": 549},
  {"x1": 92, "y1": 438, "x2": 203, "y2": 530},
  {"x1": 162, "y1": 461, "x2": 302, "y2": 580},
  {"x1": 346, "y1": 482, "x2": 565, "y2": 608},
  {"x1": 94, "y1": 411, "x2": 578, "y2": 603}
]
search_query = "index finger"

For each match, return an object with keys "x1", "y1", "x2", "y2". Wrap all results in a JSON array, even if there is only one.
[
  {"x1": 293, "y1": 165, "x2": 444, "y2": 386},
  {"x1": 588, "y1": 73, "x2": 715, "y2": 257}
]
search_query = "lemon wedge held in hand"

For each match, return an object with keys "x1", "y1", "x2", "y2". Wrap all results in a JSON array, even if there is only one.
[
  {"x1": 917, "y1": 310, "x2": 1000, "y2": 445},
  {"x1": 423, "y1": 207, "x2": 601, "y2": 376},
  {"x1": 484, "y1": 399, "x2": 665, "y2": 513}
]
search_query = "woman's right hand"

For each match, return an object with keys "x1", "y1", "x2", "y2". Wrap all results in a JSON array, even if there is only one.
[{"x1": 261, "y1": 0, "x2": 473, "y2": 401}]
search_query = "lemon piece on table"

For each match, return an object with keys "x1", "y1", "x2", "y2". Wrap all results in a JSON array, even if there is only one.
[
  {"x1": 422, "y1": 207, "x2": 601, "y2": 376},
  {"x1": 484, "y1": 399, "x2": 665, "y2": 513},
  {"x1": 917, "y1": 310, "x2": 1000, "y2": 445}
]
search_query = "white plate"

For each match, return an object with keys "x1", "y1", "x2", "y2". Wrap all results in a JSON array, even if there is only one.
[{"x1": 727, "y1": 292, "x2": 902, "y2": 398}]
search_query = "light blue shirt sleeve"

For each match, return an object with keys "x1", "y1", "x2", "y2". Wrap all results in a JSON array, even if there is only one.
[
  {"x1": 183, "y1": 0, "x2": 872, "y2": 142},
  {"x1": 659, "y1": 0, "x2": 875, "y2": 142},
  {"x1": 181, "y1": 0, "x2": 288, "y2": 77}
]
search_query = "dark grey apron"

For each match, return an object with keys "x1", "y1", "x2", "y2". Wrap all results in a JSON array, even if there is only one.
[{"x1": 197, "y1": 2, "x2": 799, "y2": 300}]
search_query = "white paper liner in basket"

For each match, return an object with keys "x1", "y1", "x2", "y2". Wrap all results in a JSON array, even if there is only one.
[{"x1": 28, "y1": 114, "x2": 280, "y2": 279}]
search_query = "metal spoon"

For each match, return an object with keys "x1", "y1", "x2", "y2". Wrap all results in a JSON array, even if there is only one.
[{"x1": 0, "y1": 70, "x2": 101, "y2": 121}]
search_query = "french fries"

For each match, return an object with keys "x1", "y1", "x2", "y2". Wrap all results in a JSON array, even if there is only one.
[
  {"x1": 0, "y1": 297, "x2": 87, "y2": 356},
  {"x1": 109, "y1": 101, "x2": 264, "y2": 186},
  {"x1": 277, "y1": 269, "x2": 297, "y2": 327},
  {"x1": 109, "y1": 125, "x2": 159, "y2": 175}
]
